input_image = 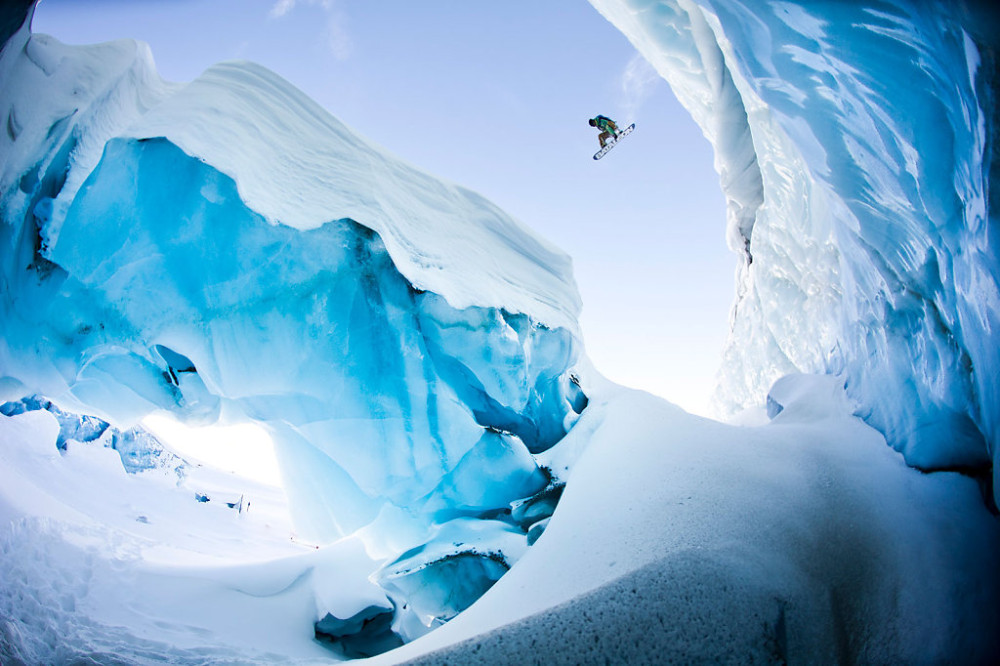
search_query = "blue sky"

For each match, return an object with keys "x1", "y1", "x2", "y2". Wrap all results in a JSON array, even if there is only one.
[{"x1": 33, "y1": 0, "x2": 732, "y2": 415}]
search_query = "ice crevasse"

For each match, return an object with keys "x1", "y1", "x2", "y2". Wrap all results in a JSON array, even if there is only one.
[
  {"x1": 0, "y1": 0, "x2": 587, "y2": 555},
  {"x1": 590, "y1": 0, "x2": 1000, "y2": 496}
]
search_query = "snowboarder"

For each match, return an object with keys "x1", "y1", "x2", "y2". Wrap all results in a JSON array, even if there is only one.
[
  {"x1": 589, "y1": 115, "x2": 621, "y2": 148},
  {"x1": 589, "y1": 115, "x2": 635, "y2": 160}
]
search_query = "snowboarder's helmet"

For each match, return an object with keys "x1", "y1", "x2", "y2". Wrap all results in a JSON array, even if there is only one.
[{"x1": 589, "y1": 118, "x2": 596, "y2": 127}]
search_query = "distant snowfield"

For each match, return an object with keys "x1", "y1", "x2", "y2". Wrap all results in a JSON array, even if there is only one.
[
  {"x1": 0, "y1": 408, "x2": 368, "y2": 663},
  {"x1": 2, "y1": 374, "x2": 997, "y2": 663}
]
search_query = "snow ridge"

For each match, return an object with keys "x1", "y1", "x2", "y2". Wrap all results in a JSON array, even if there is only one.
[{"x1": 119, "y1": 59, "x2": 581, "y2": 333}]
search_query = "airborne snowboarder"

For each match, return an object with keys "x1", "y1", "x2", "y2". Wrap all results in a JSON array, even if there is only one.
[
  {"x1": 589, "y1": 114, "x2": 621, "y2": 148},
  {"x1": 589, "y1": 114, "x2": 635, "y2": 160}
]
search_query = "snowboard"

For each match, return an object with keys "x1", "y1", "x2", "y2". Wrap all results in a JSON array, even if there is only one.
[{"x1": 593, "y1": 123, "x2": 635, "y2": 160}]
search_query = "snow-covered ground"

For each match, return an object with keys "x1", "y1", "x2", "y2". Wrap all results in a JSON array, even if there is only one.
[
  {"x1": 0, "y1": 408, "x2": 349, "y2": 663},
  {"x1": 381, "y1": 374, "x2": 1000, "y2": 663},
  {"x1": 2, "y1": 374, "x2": 998, "y2": 663}
]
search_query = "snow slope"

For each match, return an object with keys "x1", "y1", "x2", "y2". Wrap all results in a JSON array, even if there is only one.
[
  {"x1": 589, "y1": 0, "x2": 1000, "y2": 494},
  {"x1": 382, "y1": 376, "x2": 1000, "y2": 663}
]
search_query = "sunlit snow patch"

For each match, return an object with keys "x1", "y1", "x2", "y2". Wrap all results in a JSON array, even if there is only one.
[{"x1": 142, "y1": 413, "x2": 280, "y2": 486}]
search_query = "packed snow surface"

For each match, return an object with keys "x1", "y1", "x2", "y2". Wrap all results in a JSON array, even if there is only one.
[{"x1": 3, "y1": 376, "x2": 997, "y2": 663}]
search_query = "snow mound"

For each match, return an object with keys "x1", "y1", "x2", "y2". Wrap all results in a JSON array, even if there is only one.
[{"x1": 383, "y1": 382, "x2": 1000, "y2": 663}]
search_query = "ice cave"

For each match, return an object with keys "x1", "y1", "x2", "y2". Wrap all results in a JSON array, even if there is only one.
[{"x1": 1, "y1": 0, "x2": 998, "y2": 663}]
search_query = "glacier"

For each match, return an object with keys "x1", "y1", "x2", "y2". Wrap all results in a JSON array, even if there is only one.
[
  {"x1": 0, "y1": 0, "x2": 585, "y2": 558},
  {"x1": 590, "y1": 0, "x2": 1000, "y2": 490},
  {"x1": 2, "y1": 0, "x2": 999, "y2": 662}
]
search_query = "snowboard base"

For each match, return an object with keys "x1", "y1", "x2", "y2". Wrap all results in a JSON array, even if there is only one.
[{"x1": 593, "y1": 123, "x2": 635, "y2": 160}]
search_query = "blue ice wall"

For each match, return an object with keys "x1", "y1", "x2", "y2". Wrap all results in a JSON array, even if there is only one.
[
  {"x1": 703, "y1": 0, "x2": 997, "y2": 470},
  {"x1": 593, "y1": 0, "x2": 999, "y2": 494},
  {"x1": 4, "y1": 136, "x2": 583, "y2": 543}
]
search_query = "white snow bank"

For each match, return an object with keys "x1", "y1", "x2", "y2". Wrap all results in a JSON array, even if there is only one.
[{"x1": 376, "y1": 378, "x2": 1000, "y2": 662}]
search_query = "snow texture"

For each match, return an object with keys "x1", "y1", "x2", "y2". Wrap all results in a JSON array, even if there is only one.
[
  {"x1": 589, "y1": 0, "x2": 1000, "y2": 497},
  {"x1": 381, "y1": 378, "x2": 1000, "y2": 664}
]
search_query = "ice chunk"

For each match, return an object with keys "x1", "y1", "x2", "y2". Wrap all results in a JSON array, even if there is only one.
[
  {"x1": 314, "y1": 604, "x2": 402, "y2": 659},
  {"x1": 1, "y1": 395, "x2": 184, "y2": 474},
  {"x1": 510, "y1": 483, "x2": 564, "y2": 531},
  {"x1": 765, "y1": 374, "x2": 856, "y2": 423},
  {"x1": 417, "y1": 295, "x2": 583, "y2": 453},
  {"x1": 108, "y1": 426, "x2": 185, "y2": 475},
  {"x1": 526, "y1": 517, "x2": 550, "y2": 546},
  {"x1": 375, "y1": 518, "x2": 527, "y2": 625},
  {"x1": 391, "y1": 552, "x2": 509, "y2": 624},
  {"x1": 1, "y1": 395, "x2": 107, "y2": 448},
  {"x1": 419, "y1": 429, "x2": 548, "y2": 520}
]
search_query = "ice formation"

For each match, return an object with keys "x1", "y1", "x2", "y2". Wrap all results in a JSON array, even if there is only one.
[
  {"x1": 0, "y1": 0, "x2": 586, "y2": 557},
  {"x1": 0, "y1": 395, "x2": 184, "y2": 473},
  {"x1": 590, "y1": 0, "x2": 999, "y2": 493},
  {"x1": 2, "y1": 0, "x2": 999, "y2": 661},
  {"x1": 0, "y1": 2, "x2": 596, "y2": 652}
]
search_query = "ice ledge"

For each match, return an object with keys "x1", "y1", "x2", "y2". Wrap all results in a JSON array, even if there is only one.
[
  {"x1": 117, "y1": 60, "x2": 581, "y2": 334},
  {"x1": 1, "y1": 11, "x2": 580, "y2": 336}
]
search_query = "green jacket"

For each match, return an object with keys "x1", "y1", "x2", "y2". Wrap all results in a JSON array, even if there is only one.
[{"x1": 593, "y1": 115, "x2": 616, "y2": 132}]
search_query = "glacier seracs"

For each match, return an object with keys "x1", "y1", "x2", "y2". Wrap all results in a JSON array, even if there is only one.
[
  {"x1": 0, "y1": 394, "x2": 185, "y2": 474},
  {"x1": 0, "y1": 3, "x2": 586, "y2": 555},
  {"x1": 590, "y1": 0, "x2": 1000, "y2": 493}
]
